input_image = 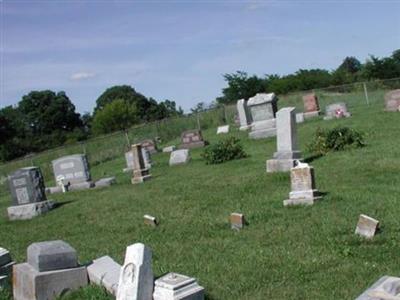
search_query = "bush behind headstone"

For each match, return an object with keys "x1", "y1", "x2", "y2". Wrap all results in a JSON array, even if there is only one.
[{"x1": 202, "y1": 137, "x2": 247, "y2": 165}]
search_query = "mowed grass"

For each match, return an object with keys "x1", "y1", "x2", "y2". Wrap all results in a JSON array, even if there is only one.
[{"x1": 1, "y1": 101, "x2": 400, "y2": 299}]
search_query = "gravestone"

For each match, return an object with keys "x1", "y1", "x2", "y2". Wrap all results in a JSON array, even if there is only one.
[
  {"x1": 0, "y1": 247, "x2": 15, "y2": 289},
  {"x1": 124, "y1": 148, "x2": 151, "y2": 173},
  {"x1": 7, "y1": 167, "x2": 54, "y2": 220},
  {"x1": 162, "y1": 145, "x2": 176, "y2": 153},
  {"x1": 87, "y1": 256, "x2": 121, "y2": 296},
  {"x1": 247, "y1": 93, "x2": 278, "y2": 139},
  {"x1": 117, "y1": 243, "x2": 153, "y2": 300},
  {"x1": 180, "y1": 130, "x2": 205, "y2": 149},
  {"x1": 169, "y1": 149, "x2": 190, "y2": 166},
  {"x1": 144, "y1": 215, "x2": 158, "y2": 227},
  {"x1": 237, "y1": 99, "x2": 251, "y2": 131},
  {"x1": 323, "y1": 102, "x2": 351, "y2": 120},
  {"x1": 13, "y1": 240, "x2": 88, "y2": 300},
  {"x1": 230, "y1": 213, "x2": 245, "y2": 230},
  {"x1": 295, "y1": 113, "x2": 304, "y2": 123},
  {"x1": 355, "y1": 214, "x2": 379, "y2": 239},
  {"x1": 52, "y1": 154, "x2": 91, "y2": 185},
  {"x1": 283, "y1": 162, "x2": 321, "y2": 206},
  {"x1": 267, "y1": 107, "x2": 302, "y2": 172},
  {"x1": 140, "y1": 139, "x2": 158, "y2": 154},
  {"x1": 153, "y1": 272, "x2": 205, "y2": 300},
  {"x1": 131, "y1": 144, "x2": 152, "y2": 184},
  {"x1": 217, "y1": 125, "x2": 230, "y2": 134},
  {"x1": 355, "y1": 276, "x2": 400, "y2": 300},
  {"x1": 302, "y1": 93, "x2": 320, "y2": 118},
  {"x1": 384, "y1": 89, "x2": 400, "y2": 111}
]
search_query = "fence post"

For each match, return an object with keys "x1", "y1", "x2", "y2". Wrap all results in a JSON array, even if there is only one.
[
  {"x1": 363, "y1": 82, "x2": 370, "y2": 106},
  {"x1": 125, "y1": 131, "x2": 131, "y2": 148},
  {"x1": 196, "y1": 113, "x2": 201, "y2": 130},
  {"x1": 223, "y1": 105, "x2": 228, "y2": 124}
]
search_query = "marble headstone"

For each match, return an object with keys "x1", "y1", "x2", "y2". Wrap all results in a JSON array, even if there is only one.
[
  {"x1": 180, "y1": 130, "x2": 205, "y2": 149},
  {"x1": 302, "y1": 93, "x2": 320, "y2": 118},
  {"x1": 355, "y1": 276, "x2": 400, "y2": 300},
  {"x1": 169, "y1": 149, "x2": 190, "y2": 166},
  {"x1": 153, "y1": 272, "x2": 204, "y2": 300},
  {"x1": 237, "y1": 99, "x2": 251, "y2": 131},
  {"x1": 355, "y1": 214, "x2": 379, "y2": 239},
  {"x1": 247, "y1": 93, "x2": 278, "y2": 139},
  {"x1": 124, "y1": 147, "x2": 151, "y2": 173},
  {"x1": 384, "y1": 89, "x2": 400, "y2": 112},
  {"x1": 324, "y1": 102, "x2": 351, "y2": 120},
  {"x1": 117, "y1": 243, "x2": 153, "y2": 300},
  {"x1": 284, "y1": 162, "x2": 321, "y2": 206},
  {"x1": 267, "y1": 107, "x2": 302, "y2": 172},
  {"x1": 52, "y1": 154, "x2": 91, "y2": 185},
  {"x1": 131, "y1": 144, "x2": 151, "y2": 184}
]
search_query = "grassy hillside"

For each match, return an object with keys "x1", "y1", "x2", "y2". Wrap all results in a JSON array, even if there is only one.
[{"x1": 1, "y1": 96, "x2": 400, "y2": 299}]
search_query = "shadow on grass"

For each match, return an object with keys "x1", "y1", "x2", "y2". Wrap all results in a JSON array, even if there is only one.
[
  {"x1": 303, "y1": 154, "x2": 324, "y2": 164},
  {"x1": 53, "y1": 200, "x2": 74, "y2": 209}
]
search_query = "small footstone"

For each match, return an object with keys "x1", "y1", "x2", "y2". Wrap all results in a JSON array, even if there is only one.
[
  {"x1": 355, "y1": 214, "x2": 379, "y2": 239},
  {"x1": 162, "y1": 146, "x2": 176, "y2": 153},
  {"x1": 153, "y1": 272, "x2": 205, "y2": 300},
  {"x1": 217, "y1": 125, "x2": 230, "y2": 134},
  {"x1": 230, "y1": 213, "x2": 245, "y2": 230},
  {"x1": 87, "y1": 256, "x2": 121, "y2": 296},
  {"x1": 144, "y1": 215, "x2": 158, "y2": 227}
]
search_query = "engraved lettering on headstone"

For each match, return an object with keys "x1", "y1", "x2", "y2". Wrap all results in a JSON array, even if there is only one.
[
  {"x1": 60, "y1": 162, "x2": 75, "y2": 170},
  {"x1": 13, "y1": 178, "x2": 27, "y2": 187}
]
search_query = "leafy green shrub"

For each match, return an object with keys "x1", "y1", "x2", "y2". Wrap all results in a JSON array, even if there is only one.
[
  {"x1": 202, "y1": 137, "x2": 247, "y2": 164},
  {"x1": 307, "y1": 126, "x2": 365, "y2": 155}
]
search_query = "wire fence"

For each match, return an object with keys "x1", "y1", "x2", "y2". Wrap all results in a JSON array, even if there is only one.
[{"x1": 0, "y1": 77, "x2": 399, "y2": 196}]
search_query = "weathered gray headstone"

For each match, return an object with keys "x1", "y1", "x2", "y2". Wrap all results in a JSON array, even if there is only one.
[
  {"x1": 87, "y1": 256, "x2": 121, "y2": 296},
  {"x1": 355, "y1": 214, "x2": 379, "y2": 239},
  {"x1": 131, "y1": 144, "x2": 152, "y2": 184},
  {"x1": 355, "y1": 276, "x2": 400, "y2": 300},
  {"x1": 237, "y1": 99, "x2": 251, "y2": 131},
  {"x1": 230, "y1": 213, "x2": 245, "y2": 230},
  {"x1": 247, "y1": 93, "x2": 278, "y2": 139},
  {"x1": 169, "y1": 149, "x2": 190, "y2": 166},
  {"x1": 153, "y1": 272, "x2": 205, "y2": 300},
  {"x1": 267, "y1": 107, "x2": 302, "y2": 172},
  {"x1": 162, "y1": 145, "x2": 176, "y2": 153},
  {"x1": 384, "y1": 89, "x2": 400, "y2": 112},
  {"x1": 323, "y1": 102, "x2": 351, "y2": 120},
  {"x1": 124, "y1": 148, "x2": 151, "y2": 173},
  {"x1": 302, "y1": 93, "x2": 320, "y2": 118},
  {"x1": 8, "y1": 167, "x2": 46, "y2": 206},
  {"x1": 13, "y1": 240, "x2": 88, "y2": 300},
  {"x1": 52, "y1": 154, "x2": 91, "y2": 185},
  {"x1": 283, "y1": 162, "x2": 321, "y2": 206},
  {"x1": 180, "y1": 130, "x2": 205, "y2": 149},
  {"x1": 217, "y1": 125, "x2": 230, "y2": 134},
  {"x1": 117, "y1": 243, "x2": 153, "y2": 300},
  {"x1": 140, "y1": 139, "x2": 158, "y2": 154}
]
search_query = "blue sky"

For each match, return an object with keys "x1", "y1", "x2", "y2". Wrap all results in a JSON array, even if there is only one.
[{"x1": 1, "y1": 1, "x2": 399, "y2": 113}]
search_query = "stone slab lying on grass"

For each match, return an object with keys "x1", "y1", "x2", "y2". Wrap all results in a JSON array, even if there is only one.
[
  {"x1": 217, "y1": 125, "x2": 230, "y2": 134},
  {"x1": 153, "y1": 272, "x2": 205, "y2": 300},
  {"x1": 13, "y1": 263, "x2": 88, "y2": 300},
  {"x1": 94, "y1": 177, "x2": 116, "y2": 188},
  {"x1": 144, "y1": 215, "x2": 158, "y2": 227},
  {"x1": 355, "y1": 275, "x2": 400, "y2": 300},
  {"x1": 169, "y1": 149, "x2": 190, "y2": 166},
  {"x1": 27, "y1": 240, "x2": 78, "y2": 272},
  {"x1": 355, "y1": 214, "x2": 379, "y2": 239},
  {"x1": 162, "y1": 146, "x2": 176, "y2": 153},
  {"x1": 7, "y1": 200, "x2": 55, "y2": 221},
  {"x1": 87, "y1": 256, "x2": 121, "y2": 296},
  {"x1": 45, "y1": 186, "x2": 63, "y2": 194},
  {"x1": 68, "y1": 181, "x2": 95, "y2": 191}
]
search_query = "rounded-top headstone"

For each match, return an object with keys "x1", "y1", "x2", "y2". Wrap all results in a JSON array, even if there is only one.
[{"x1": 27, "y1": 240, "x2": 78, "y2": 272}]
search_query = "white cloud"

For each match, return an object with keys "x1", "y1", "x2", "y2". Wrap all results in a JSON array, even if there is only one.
[{"x1": 70, "y1": 72, "x2": 96, "y2": 81}]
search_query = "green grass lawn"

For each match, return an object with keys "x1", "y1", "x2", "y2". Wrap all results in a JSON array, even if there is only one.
[{"x1": 1, "y1": 100, "x2": 400, "y2": 299}]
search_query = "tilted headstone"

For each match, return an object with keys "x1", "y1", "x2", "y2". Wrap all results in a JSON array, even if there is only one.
[
  {"x1": 247, "y1": 93, "x2": 278, "y2": 139},
  {"x1": 355, "y1": 276, "x2": 400, "y2": 300},
  {"x1": 355, "y1": 214, "x2": 379, "y2": 239},
  {"x1": 52, "y1": 154, "x2": 91, "y2": 185},
  {"x1": 169, "y1": 149, "x2": 190, "y2": 166},
  {"x1": 180, "y1": 130, "x2": 205, "y2": 149},
  {"x1": 140, "y1": 139, "x2": 158, "y2": 154},
  {"x1": 302, "y1": 93, "x2": 320, "y2": 118},
  {"x1": 117, "y1": 243, "x2": 153, "y2": 300},
  {"x1": 8, "y1": 167, "x2": 46, "y2": 206},
  {"x1": 323, "y1": 102, "x2": 351, "y2": 120},
  {"x1": 217, "y1": 125, "x2": 230, "y2": 134},
  {"x1": 124, "y1": 147, "x2": 151, "y2": 173},
  {"x1": 162, "y1": 145, "x2": 176, "y2": 153},
  {"x1": 230, "y1": 213, "x2": 245, "y2": 230},
  {"x1": 87, "y1": 256, "x2": 121, "y2": 296},
  {"x1": 153, "y1": 272, "x2": 205, "y2": 300},
  {"x1": 283, "y1": 162, "x2": 321, "y2": 206},
  {"x1": 13, "y1": 240, "x2": 88, "y2": 300},
  {"x1": 267, "y1": 107, "x2": 302, "y2": 172},
  {"x1": 237, "y1": 99, "x2": 251, "y2": 131},
  {"x1": 131, "y1": 144, "x2": 152, "y2": 184},
  {"x1": 384, "y1": 89, "x2": 400, "y2": 112}
]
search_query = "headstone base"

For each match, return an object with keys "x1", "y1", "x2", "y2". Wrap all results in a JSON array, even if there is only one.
[
  {"x1": 179, "y1": 141, "x2": 205, "y2": 149},
  {"x1": 355, "y1": 276, "x2": 400, "y2": 300},
  {"x1": 303, "y1": 111, "x2": 320, "y2": 119},
  {"x1": 13, "y1": 263, "x2": 88, "y2": 300},
  {"x1": 45, "y1": 186, "x2": 63, "y2": 194},
  {"x1": 132, "y1": 169, "x2": 152, "y2": 184},
  {"x1": 239, "y1": 125, "x2": 251, "y2": 131},
  {"x1": 323, "y1": 113, "x2": 351, "y2": 120},
  {"x1": 249, "y1": 128, "x2": 276, "y2": 139},
  {"x1": 68, "y1": 181, "x2": 95, "y2": 191},
  {"x1": 284, "y1": 189, "x2": 321, "y2": 206},
  {"x1": 266, "y1": 159, "x2": 297, "y2": 172},
  {"x1": 94, "y1": 177, "x2": 116, "y2": 189},
  {"x1": 153, "y1": 273, "x2": 205, "y2": 300},
  {"x1": 87, "y1": 256, "x2": 121, "y2": 296},
  {"x1": 7, "y1": 200, "x2": 55, "y2": 221}
]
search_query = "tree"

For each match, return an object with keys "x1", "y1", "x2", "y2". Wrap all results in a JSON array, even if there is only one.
[
  {"x1": 92, "y1": 99, "x2": 138, "y2": 134},
  {"x1": 337, "y1": 57, "x2": 362, "y2": 74}
]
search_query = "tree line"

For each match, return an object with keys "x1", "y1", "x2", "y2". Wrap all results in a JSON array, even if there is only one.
[{"x1": 1, "y1": 49, "x2": 399, "y2": 162}]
